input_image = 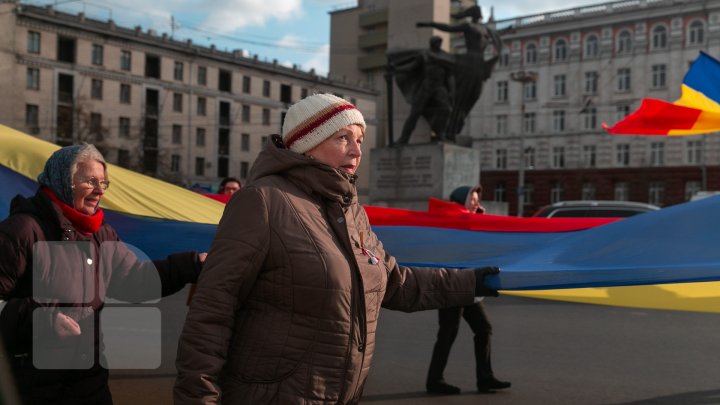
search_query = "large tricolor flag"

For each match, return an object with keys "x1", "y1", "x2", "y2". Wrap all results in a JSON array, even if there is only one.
[
  {"x1": 603, "y1": 51, "x2": 720, "y2": 135},
  {"x1": 3, "y1": 124, "x2": 720, "y2": 313}
]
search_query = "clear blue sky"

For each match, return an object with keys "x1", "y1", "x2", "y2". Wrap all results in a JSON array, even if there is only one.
[{"x1": 23, "y1": 0, "x2": 607, "y2": 76}]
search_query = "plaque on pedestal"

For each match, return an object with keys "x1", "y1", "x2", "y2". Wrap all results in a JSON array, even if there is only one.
[{"x1": 369, "y1": 142, "x2": 480, "y2": 210}]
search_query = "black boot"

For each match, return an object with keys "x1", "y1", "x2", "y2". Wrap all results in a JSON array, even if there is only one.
[
  {"x1": 474, "y1": 335, "x2": 511, "y2": 392},
  {"x1": 477, "y1": 377, "x2": 511, "y2": 392},
  {"x1": 426, "y1": 380, "x2": 461, "y2": 395}
]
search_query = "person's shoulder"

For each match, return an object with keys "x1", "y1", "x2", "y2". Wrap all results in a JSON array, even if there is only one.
[{"x1": 0, "y1": 213, "x2": 44, "y2": 243}]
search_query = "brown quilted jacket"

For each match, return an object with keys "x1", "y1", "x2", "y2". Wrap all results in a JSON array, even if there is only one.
[{"x1": 174, "y1": 138, "x2": 476, "y2": 404}]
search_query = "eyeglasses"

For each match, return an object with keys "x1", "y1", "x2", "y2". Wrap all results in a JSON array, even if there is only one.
[{"x1": 74, "y1": 176, "x2": 110, "y2": 191}]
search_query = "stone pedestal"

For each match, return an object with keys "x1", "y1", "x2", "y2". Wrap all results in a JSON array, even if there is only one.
[{"x1": 369, "y1": 142, "x2": 480, "y2": 210}]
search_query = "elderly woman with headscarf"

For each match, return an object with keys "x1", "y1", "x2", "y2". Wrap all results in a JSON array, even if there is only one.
[
  {"x1": 0, "y1": 143, "x2": 205, "y2": 404},
  {"x1": 174, "y1": 94, "x2": 501, "y2": 404}
]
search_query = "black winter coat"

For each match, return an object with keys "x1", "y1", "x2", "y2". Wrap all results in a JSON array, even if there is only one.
[{"x1": 0, "y1": 190, "x2": 201, "y2": 403}]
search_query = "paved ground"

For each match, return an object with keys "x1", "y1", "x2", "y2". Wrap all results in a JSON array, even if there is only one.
[{"x1": 107, "y1": 290, "x2": 720, "y2": 404}]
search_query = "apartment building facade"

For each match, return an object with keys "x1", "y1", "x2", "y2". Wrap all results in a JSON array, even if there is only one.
[
  {"x1": 467, "y1": 0, "x2": 720, "y2": 215},
  {"x1": 330, "y1": 0, "x2": 720, "y2": 215},
  {"x1": 0, "y1": 3, "x2": 377, "y2": 197}
]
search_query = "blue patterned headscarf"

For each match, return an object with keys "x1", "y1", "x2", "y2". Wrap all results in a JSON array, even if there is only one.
[{"x1": 38, "y1": 145, "x2": 83, "y2": 205}]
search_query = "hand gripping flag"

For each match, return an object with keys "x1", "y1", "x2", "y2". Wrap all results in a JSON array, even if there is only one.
[
  {"x1": 3, "y1": 124, "x2": 720, "y2": 313},
  {"x1": 603, "y1": 51, "x2": 720, "y2": 135}
]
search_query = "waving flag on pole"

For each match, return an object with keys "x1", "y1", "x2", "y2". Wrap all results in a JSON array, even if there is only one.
[
  {"x1": 603, "y1": 51, "x2": 720, "y2": 135},
  {"x1": 3, "y1": 124, "x2": 720, "y2": 313}
]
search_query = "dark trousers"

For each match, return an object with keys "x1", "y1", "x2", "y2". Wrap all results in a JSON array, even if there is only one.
[
  {"x1": 12, "y1": 362, "x2": 113, "y2": 405},
  {"x1": 426, "y1": 302, "x2": 494, "y2": 385}
]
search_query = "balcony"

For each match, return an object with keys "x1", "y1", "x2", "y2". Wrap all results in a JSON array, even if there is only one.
[
  {"x1": 359, "y1": 8, "x2": 387, "y2": 28},
  {"x1": 358, "y1": 53, "x2": 387, "y2": 71},
  {"x1": 358, "y1": 30, "x2": 387, "y2": 50}
]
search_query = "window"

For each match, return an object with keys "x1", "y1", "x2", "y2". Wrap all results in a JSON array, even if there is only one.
[
  {"x1": 91, "y1": 44, "x2": 103, "y2": 65},
  {"x1": 616, "y1": 144, "x2": 630, "y2": 166},
  {"x1": 584, "y1": 35, "x2": 599, "y2": 58},
  {"x1": 197, "y1": 66, "x2": 207, "y2": 86},
  {"x1": 553, "y1": 74, "x2": 566, "y2": 97},
  {"x1": 550, "y1": 182, "x2": 563, "y2": 203},
  {"x1": 581, "y1": 183, "x2": 596, "y2": 200},
  {"x1": 583, "y1": 107, "x2": 597, "y2": 130},
  {"x1": 262, "y1": 108, "x2": 271, "y2": 125},
  {"x1": 280, "y1": 84, "x2": 292, "y2": 104},
  {"x1": 90, "y1": 113, "x2": 102, "y2": 137},
  {"x1": 91, "y1": 79, "x2": 103, "y2": 100},
  {"x1": 648, "y1": 181, "x2": 665, "y2": 205},
  {"x1": 300, "y1": 88, "x2": 308, "y2": 99},
  {"x1": 496, "y1": 81, "x2": 508, "y2": 102},
  {"x1": 617, "y1": 30, "x2": 632, "y2": 54},
  {"x1": 195, "y1": 157, "x2": 205, "y2": 176},
  {"x1": 57, "y1": 36, "x2": 76, "y2": 63},
  {"x1": 174, "y1": 61, "x2": 184, "y2": 81},
  {"x1": 524, "y1": 147, "x2": 536, "y2": 169},
  {"x1": 25, "y1": 104, "x2": 39, "y2": 131},
  {"x1": 552, "y1": 146, "x2": 565, "y2": 168},
  {"x1": 614, "y1": 182, "x2": 629, "y2": 201},
  {"x1": 616, "y1": 105, "x2": 631, "y2": 122},
  {"x1": 617, "y1": 68, "x2": 631, "y2": 92},
  {"x1": 196, "y1": 127, "x2": 206, "y2": 146},
  {"x1": 652, "y1": 25, "x2": 667, "y2": 49},
  {"x1": 494, "y1": 182, "x2": 506, "y2": 202},
  {"x1": 120, "y1": 83, "x2": 131, "y2": 104},
  {"x1": 650, "y1": 142, "x2": 664, "y2": 166},
  {"x1": 172, "y1": 124, "x2": 182, "y2": 144},
  {"x1": 582, "y1": 145, "x2": 596, "y2": 167},
  {"x1": 171, "y1": 154, "x2": 181, "y2": 172},
  {"x1": 26, "y1": 68, "x2": 40, "y2": 90},
  {"x1": 240, "y1": 162, "x2": 250, "y2": 179},
  {"x1": 688, "y1": 20, "x2": 704, "y2": 45},
  {"x1": 218, "y1": 69, "x2": 232, "y2": 92},
  {"x1": 499, "y1": 48, "x2": 510, "y2": 67},
  {"x1": 523, "y1": 183, "x2": 534, "y2": 205},
  {"x1": 120, "y1": 50, "x2": 131, "y2": 71},
  {"x1": 173, "y1": 93, "x2": 183, "y2": 112},
  {"x1": 651, "y1": 64, "x2": 666, "y2": 89},
  {"x1": 262, "y1": 80, "x2": 271, "y2": 97},
  {"x1": 687, "y1": 139, "x2": 703, "y2": 164},
  {"x1": 118, "y1": 117, "x2": 130, "y2": 138},
  {"x1": 685, "y1": 180, "x2": 702, "y2": 201},
  {"x1": 241, "y1": 133, "x2": 250, "y2": 151},
  {"x1": 496, "y1": 115, "x2": 507, "y2": 135},
  {"x1": 197, "y1": 97, "x2": 206, "y2": 116},
  {"x1": 243, "y1": 76, "x2": 251, "y2": 93},
  {"x1": 523, "y1": 112, "x2": 536, "y2": 134},
  {"x1": 554, "y1": 39, "x2": 567, "y2": 62},
  {"x1": 145, "y1": 54, "x2": 161, "y2": 78},
  {"x1": 27, "y1": 31, "x2": 40, "y2": 54},
  {"x1": 523, "y1": 80, "x2": 536, "y2": 100},
  {"x1": 525, "y1": 43, "x2": 537, "y2": 65},
  {"x1": 495, "y1": 148, "x2": 507, "y2": 169},
  {"x1": 261, "y1": 136, "x2": 268, "y2": 146},
  {"x1": 118, "y1": 149, "x2": 130, "y2": 168},
  {"x1": 242, "y1": 105, "x2": 250, "y2": 123},
  {"x1": 584, "y1": 71, "x2": 598, "y2": 94},
  {"x1": 552, "y1": 110, "x2": 565, "y2": 132}
]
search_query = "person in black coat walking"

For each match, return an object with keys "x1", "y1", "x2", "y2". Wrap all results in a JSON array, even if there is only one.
[{"x1": 426, "y1": 185, "x2": 511, "y2": 395}]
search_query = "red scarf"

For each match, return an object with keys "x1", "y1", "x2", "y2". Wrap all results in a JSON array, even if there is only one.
[{"x1": 42, "y1": 187, "x2": 104, "y2": 234}]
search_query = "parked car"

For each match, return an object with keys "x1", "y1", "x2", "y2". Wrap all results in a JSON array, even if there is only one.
[{"x1": 531, "y1": 200, "x2": 660, "y2": 218}]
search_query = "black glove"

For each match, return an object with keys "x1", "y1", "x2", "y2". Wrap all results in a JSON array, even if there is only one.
[{"x1": 473, "y1": 266, "x2": 500, "y2": 297}]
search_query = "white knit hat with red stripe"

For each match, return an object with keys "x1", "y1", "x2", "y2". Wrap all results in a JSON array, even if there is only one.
[{"x1": 282, "y1": 93, "x2": 366, "y2": 154}]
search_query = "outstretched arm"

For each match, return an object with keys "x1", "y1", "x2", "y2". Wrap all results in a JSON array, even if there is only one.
[{"x1": 417, "y1": 21, "x2": 467, "y2": 33}]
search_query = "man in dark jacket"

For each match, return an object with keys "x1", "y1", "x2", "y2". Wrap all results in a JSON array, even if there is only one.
[{"x1": 426, "y1": 185, "x2": 511, "y2": 395}]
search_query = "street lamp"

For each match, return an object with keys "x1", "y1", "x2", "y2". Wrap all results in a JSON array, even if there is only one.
[{"x1": 510, "y1": 70, "x2": 538, "y2": 217}]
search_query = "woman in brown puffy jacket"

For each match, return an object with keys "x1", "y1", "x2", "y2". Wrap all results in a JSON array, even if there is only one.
[
  {"x1": 0, "y1": 144, "x2": 205, "y2": 404},
  {"x1": 174, "y1": 94, "x2": 500, "y2": 404}
]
